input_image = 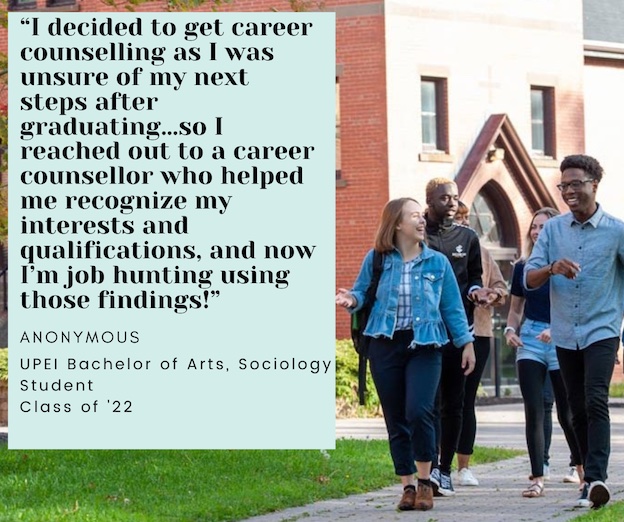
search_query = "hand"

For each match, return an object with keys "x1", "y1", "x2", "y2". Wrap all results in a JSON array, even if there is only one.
[
  {"x1": 461, "y1": 343, "x2": 476, "y2": 376},
  {"x1": 505, "y1": 331, "x2": 523, "y2": 348},
  {"x1": 551, "y1": 258, "x2": 581, "y2": 279},
  {"x1": 335, "y1": 288, "x2": 356, "y2": 309},
  {"x1": 536, "y1": 328, "x2": 551, "y2": 344},
  {"x1": 476, "y1": 287, "x2": 502, "y2": 308},
  {"x1": 468, "y1": 287, "x2": 491, "y2": 306}
]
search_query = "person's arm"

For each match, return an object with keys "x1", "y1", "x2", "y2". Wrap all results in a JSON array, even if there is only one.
[
  {"x1": 504, "y1": 294, "x2": 525, "y2": 348},
  {"x1": 336, "y1": 249, "x2": 375, "y2": 312},
  {"x1": 438, "y1": 257, "x2": 475, "y2": 350},
  {"x1": 460, "y1": 342, "x2": 476, "y2": 376},
  {"x1": 439, "y1": 260, "x2": 476, "y2": 375},
  {"x1": 335, "y1": 288, "x2": 356, "y2": 309},
  {"x1": 466, "y1": 233, "x2": 488, "y2": 303},
  {"x1": 526, "y1": 258, "x2": 581, "y2": 288},
  {"x1": 524, "y1": 222, "x2": 580, "y2": 287},
  {"x1": 504, "y1": 261, "x2": 525, "y2": 348},
  {"x1": 481, "y1": 247, "x2": 508, "y2": 307},
  {"x1": 525, "y1": 263, "x2": 552, "y2": 290}
]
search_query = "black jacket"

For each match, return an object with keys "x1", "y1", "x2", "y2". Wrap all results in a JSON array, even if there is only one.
[{"x1": 425, "y1": 214, "x2": 483, "y2": 325}]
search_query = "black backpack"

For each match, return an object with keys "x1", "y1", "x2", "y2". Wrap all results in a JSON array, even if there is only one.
[{"x1": 350, "y1": 250, "x2": 384, "y2": 405}]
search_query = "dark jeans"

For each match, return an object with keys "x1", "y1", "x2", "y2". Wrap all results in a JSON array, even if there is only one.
[
  {"x1": 433, "y1": 341, "x2": 467, "y2": 473},
  {"x1": 457, "y1": 336, "x2": 490, "y2": 455},
  {"x1": 556, "y1": 338, "x2": 618, "y2": 483},
  {"x1": 517, "y1": 360, "x2": 581, "y2": 478},
  {"x1": 368, "y1": 330, "x2": 442, "y2": 476}
]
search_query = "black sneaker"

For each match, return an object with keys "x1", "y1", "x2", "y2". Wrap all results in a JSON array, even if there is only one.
[
  {"x1": 438, "y1": 470, "x2": 456, "y2": 496},
  {"x1": 589, "y1": 481, "x2": 610, "y2": 509},
  {"x1": 430, "y1": 468, "x2": 456, "y2": 497},
  {"x1": 576, "y1": 483, "x2": 590, "y2": 508},
  {"x1": 430, "y1": 468, "x2": 444, "y2": 497}
]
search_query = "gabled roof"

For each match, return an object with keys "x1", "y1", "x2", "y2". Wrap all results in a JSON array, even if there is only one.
[{"x1": 455, "y1": 113, "x2": 558, "y2": 211}]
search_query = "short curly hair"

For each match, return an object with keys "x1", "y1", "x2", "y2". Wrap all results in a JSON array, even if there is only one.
[{"x1": 560, "y1": 154, "x2": 604, "y2": 182}]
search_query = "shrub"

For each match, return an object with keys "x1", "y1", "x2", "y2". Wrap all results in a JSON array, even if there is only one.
[
  {"x1": 335, "y1": 339, "x2": 381, "y2": 417},
  {"x1": 0, "y1": 348, "x2": 6, "y2": 381}
]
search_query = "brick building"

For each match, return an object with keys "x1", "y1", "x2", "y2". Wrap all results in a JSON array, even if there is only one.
[{"x1": 4, "y1": 0, "x2": 624, "y2": 361}]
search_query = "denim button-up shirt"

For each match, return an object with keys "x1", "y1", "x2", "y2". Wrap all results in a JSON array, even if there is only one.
[
  {"x1": 351, "y1": 245, "x2": 473, "y2": 348},
  {"x1": 524, "y1": 204, "x2": 624, "y2": 350}
]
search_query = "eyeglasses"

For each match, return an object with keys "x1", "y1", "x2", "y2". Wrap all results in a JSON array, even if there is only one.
[{"x1": 556, "y1": 179, "x2": 594, "y2": 192}]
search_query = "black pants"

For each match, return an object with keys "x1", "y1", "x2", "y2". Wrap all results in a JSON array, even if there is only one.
[
  {"x1": 457, "y1": 336, "x2": 490, "y2": 455},
  {"x1": 517, "y1": 359, "x2": 581, "y2": 478},
  {"x1": 556, "y1": 338, "x2": 618, "y2": 483},
  {"x1": 433, "y1": 341, "x2": 467, "y2": 473},
  {"x1": 368, "y1": 331, "x2": 442, "y2": 476},
  {"x1": 543, "y1": 372, "x2": 554, "y2": 466}
]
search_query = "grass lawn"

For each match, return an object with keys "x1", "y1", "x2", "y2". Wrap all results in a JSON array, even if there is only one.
[
  {"x1": 0, "y1": 440, "x2": 521, "y2": 522},
  {"x1": 573, "y1": 503, "x2": 624, "y2": 521},
  {"x1": 609, "y1": 382, "x2": 624, "y2": 398}
]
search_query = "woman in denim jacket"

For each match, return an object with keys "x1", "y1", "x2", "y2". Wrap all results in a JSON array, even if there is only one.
[{"x1": 336, "y1": 198, "x2": 475, "y2": 512}]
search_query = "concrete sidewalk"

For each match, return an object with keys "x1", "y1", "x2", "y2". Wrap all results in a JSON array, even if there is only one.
[{"x1": 243, "y1": 401, "x2": 624, "y2": 522}]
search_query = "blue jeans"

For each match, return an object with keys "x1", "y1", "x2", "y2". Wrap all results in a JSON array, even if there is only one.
[
  {"x1": 556, "y1": 338, "x2": 618, "y2": 483},
  {"x1": 368, "y1": 330, "x2": 442, "y2": 476},
  {"x1": 516, "y1": 319, "x2": 559, "y2": 370}
]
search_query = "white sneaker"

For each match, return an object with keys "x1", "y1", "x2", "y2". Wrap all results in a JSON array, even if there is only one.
[
  {"x1": 543, "y1": 464, "x2": 551, "y2": 481},
  {"x1": 458, "y1": 467, "x2": 479, "y2": 486},
  {"x1": 563, "y1": 467, "x2": 580, "y2": 484},
  {"x1": 589, "y1": 481, "x2": 610, "y2": 508}
]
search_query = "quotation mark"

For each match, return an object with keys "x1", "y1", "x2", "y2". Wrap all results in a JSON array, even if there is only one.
[{"x1": 21, "y1": 18, "x2": 30, "y2": 25}]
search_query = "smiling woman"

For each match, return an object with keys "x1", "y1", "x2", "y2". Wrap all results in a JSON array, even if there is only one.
[{"x1": 335, "y1": 197, "x2": 474, "y2": 512}]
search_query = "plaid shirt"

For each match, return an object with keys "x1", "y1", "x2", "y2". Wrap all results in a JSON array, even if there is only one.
[{"x1": 396, "y1": 259, "x2": 417, "y2": 330}]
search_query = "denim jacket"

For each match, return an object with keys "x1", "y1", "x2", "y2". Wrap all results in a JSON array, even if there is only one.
[{"x1": 350, "y1": 244, "x2": 474, "y2": 348}]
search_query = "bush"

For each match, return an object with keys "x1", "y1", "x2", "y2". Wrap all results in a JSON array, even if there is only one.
[
  {"x1": 335, "y1": 339, "x2": 381, "y2": 417},
  {"x1": 0, "y1": 348, "x2": 6, "y2": 381}
]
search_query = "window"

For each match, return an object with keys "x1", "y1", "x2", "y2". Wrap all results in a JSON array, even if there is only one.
[
  {"x1": 469, "y1": 193, "x2": 500, "y2": 245},
  {"x1": 336, "y1": 78, "x2": 341, "y2": 180},
  {"x1": 421, "y1": 77, "x2": 448, "y2": 153},
  {"x1": 468, "y1": 191, "x2": 517, "y2": 389},
  {"x1": 530, "y1": 86, "x2": 555, "y2": 157},
  {"x1": 46, "y1": 0, "x2": 76, "y2": 7},
  {"x1": 8, "y1": 0, "x2": 36, "y2": 10}
]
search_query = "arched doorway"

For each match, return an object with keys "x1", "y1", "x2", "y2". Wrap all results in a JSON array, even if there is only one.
[{"x1": 468, "y1": 189, "x2": 518, "y2": 391}]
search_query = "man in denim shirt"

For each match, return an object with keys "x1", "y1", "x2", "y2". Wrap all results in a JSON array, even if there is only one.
[{"x1": 525, "y1": 154, "x2": 624, "y2": 509}]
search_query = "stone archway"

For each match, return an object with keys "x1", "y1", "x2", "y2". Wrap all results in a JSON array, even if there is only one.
[{"x1": 456, "y1": 113, "x2": 558, "y2": 257}]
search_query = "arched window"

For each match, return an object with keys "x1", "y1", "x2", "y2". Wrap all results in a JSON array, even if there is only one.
[
  {"x1": 469, "y1": 192, "x2": 500, "y2": 246},
  {"x1": 468, "y1": 190, "x2": 518, "y2": 391}
]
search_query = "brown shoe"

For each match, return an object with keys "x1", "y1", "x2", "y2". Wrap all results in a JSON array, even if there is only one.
[
  {"x1": 415, "y1": 482, "x2": 434, "y2": 511},
  {"x1": 397, "y1": 487, "x2": 416, "y2": 510}
]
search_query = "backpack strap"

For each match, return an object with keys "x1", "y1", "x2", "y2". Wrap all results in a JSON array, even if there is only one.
[{"x1": 358, "y1": 250, "x2": 384, "y2": 405}]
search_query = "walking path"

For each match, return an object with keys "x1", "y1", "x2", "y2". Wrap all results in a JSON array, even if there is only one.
[{"x1": 243, "y1": 401, "x2": 624, "y2": 522}]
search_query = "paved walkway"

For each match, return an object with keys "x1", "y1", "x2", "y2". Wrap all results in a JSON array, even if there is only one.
[{"x1": 243, "y1": 401, "x2": 624, "y2": 522}]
